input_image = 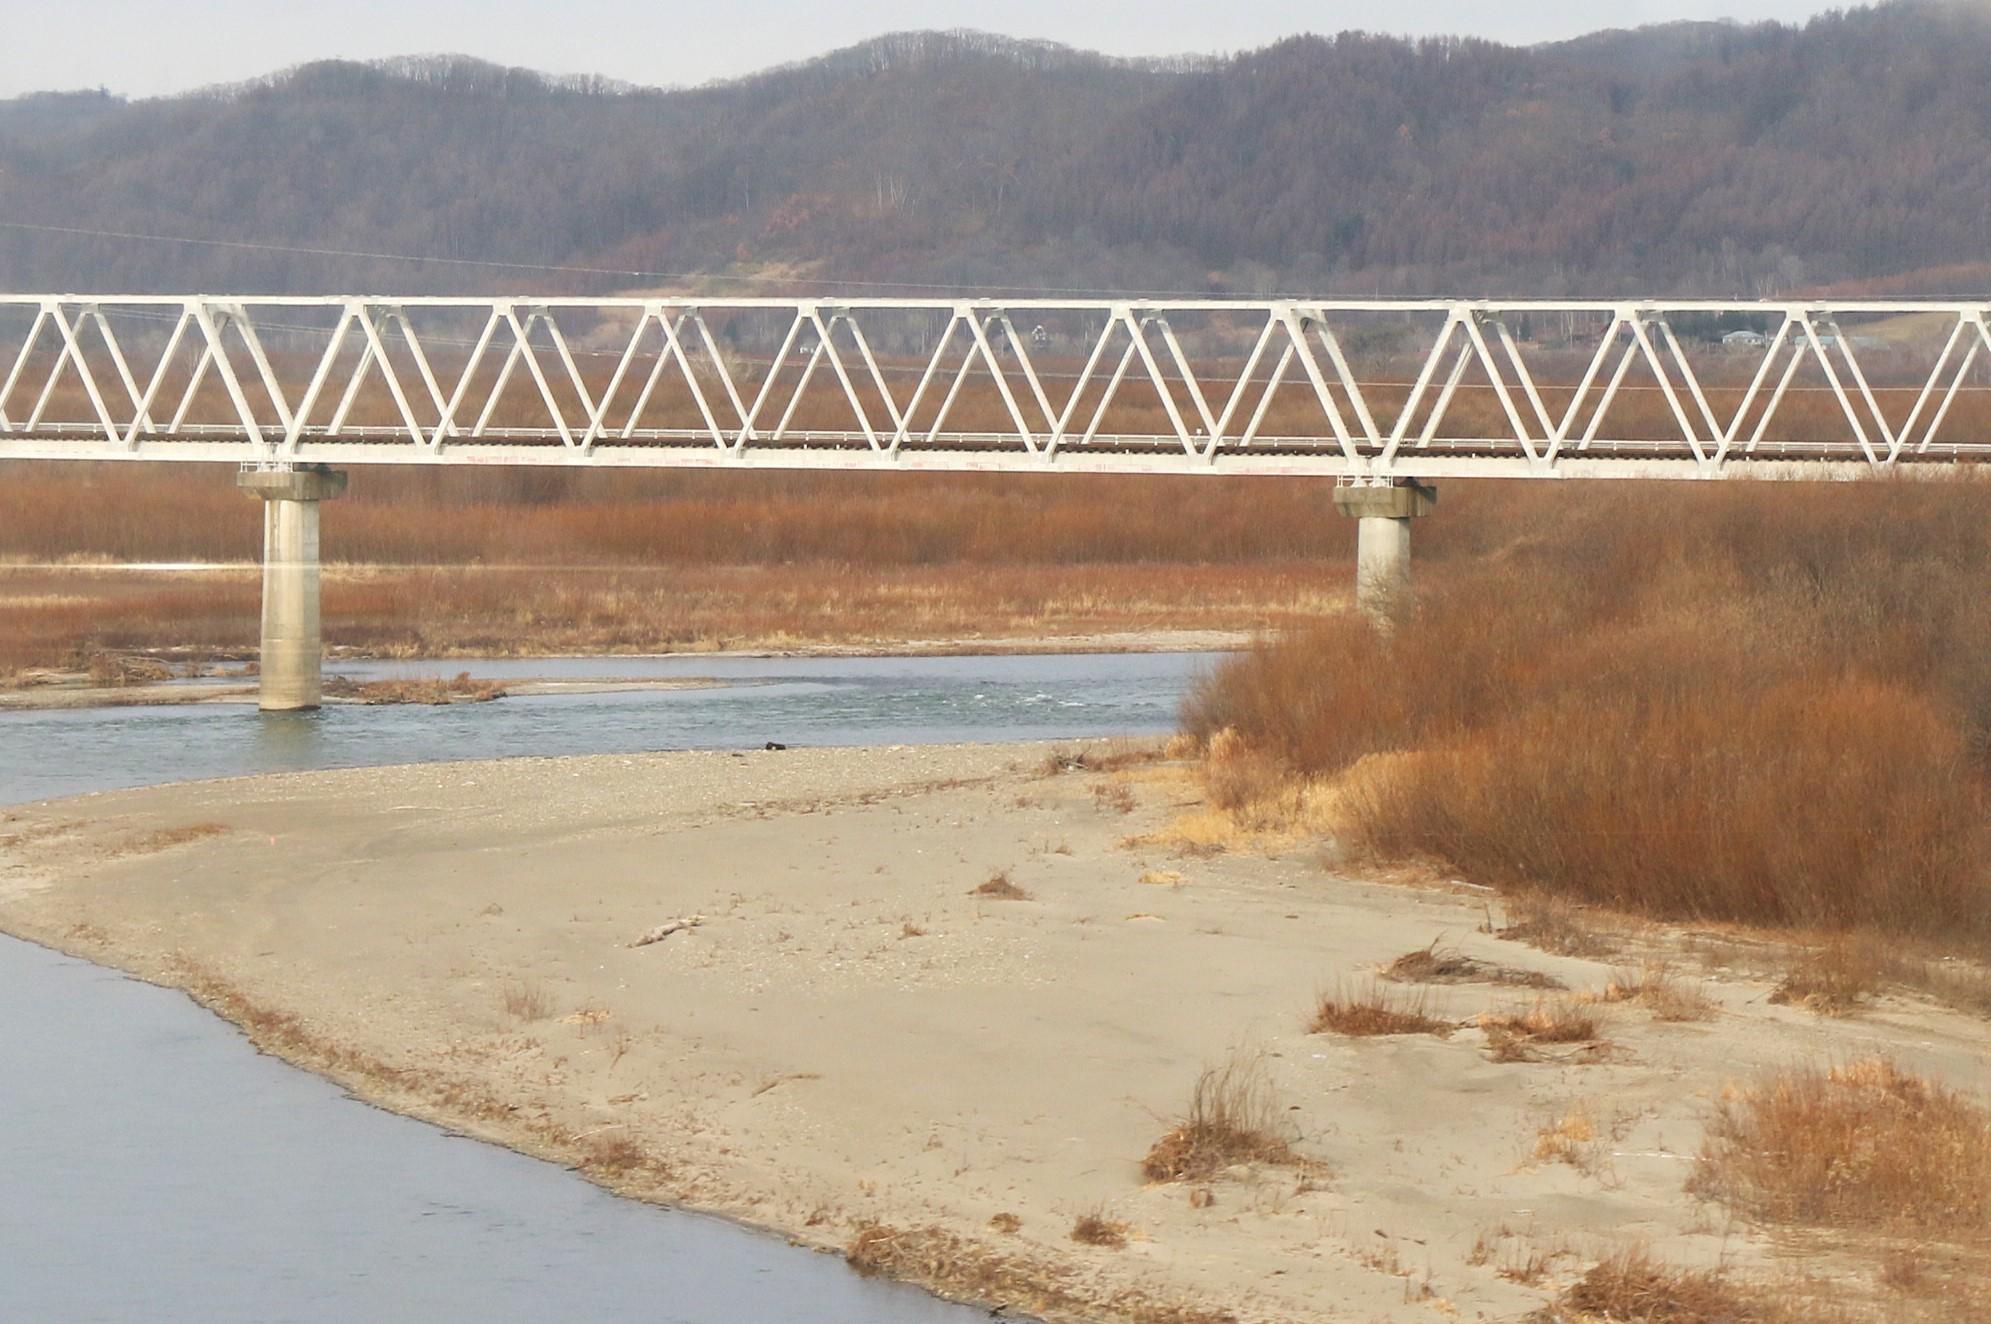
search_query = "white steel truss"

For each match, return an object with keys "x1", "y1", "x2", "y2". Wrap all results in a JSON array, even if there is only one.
[{"x1": 0, "y1": 295, "x2": 1987, "y2": 479}]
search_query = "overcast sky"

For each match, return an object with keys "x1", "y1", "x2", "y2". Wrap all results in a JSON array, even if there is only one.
[{"x1": 2, "y1": 0, "x2": 1846, "y2": 100}]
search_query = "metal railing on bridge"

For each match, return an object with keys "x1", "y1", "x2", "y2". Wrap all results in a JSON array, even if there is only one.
[{"x1": 1, "y1": 295, "x2": 1987, "y2": 479}]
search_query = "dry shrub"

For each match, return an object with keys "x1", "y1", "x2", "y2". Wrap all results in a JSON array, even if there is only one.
[
  {"x1": 1770, "y1": 940, "x2": 1886, "y2": 1014},
  {"x1": 114, "y1": 822, "x2": 227, "y2": 856},
  {"x1": 970, "y1": 869, "x2": 1031, "y2": 901},
  {"x1": 1536, "y1": 1250, "x2": 1828, "y2": 1324},
  {"x1": 1183, "y1": 482, "x2": 1991, "y2": 947},
  {"x1": 86, "y1": 651, "x2": 174, "y2": 686},
  {"x1": 322, "y1": 672, "x2": 506, "y2": 704},
  {"x1": 501, "y1": 981, "x2": 555, "y2": 1021},
  {"x1": 1201, "y1": 727, "x2": 1287, "y2": 814},
  {"x1": 1691, "y1": 1059, "x2": 1991, "y2": 1233},
  {"x1": 1480, "y1": 997, "x2": 1605, "y2": 1062},
  {"x1": 1308, "y1": 979, "x2": 1453, "y2": 1037},
  {"x1": 1069, "y1": 1207, "x2": 1129, "y2": 1249},
  {"x1": 987, "y1": 1211, "x2": 1021, "y2": 1234},
  {"x1": 845, "y1": 1223, "x2": 1238, "y2": 1324},
  {"x1": 1040, "y1": 741, "x2": 1163, "y2": 775},
  {"x1": 1592, "y1": 960, "x2": 1718, "y2": 1022},
  {"x1": 1141, "y1": 1052, "x2": 1304, "y2": 1183},
  {"x1": 1494, "y1": 895, "x2": 1615, "y2": 959},
  {"x1": 1532, "y1": 1106, "x2": 1600, "y2": 1170},
  {"x1": 578, "y1": 1132, "x2": 658, "y2": 1179},
  {"x1": 1384, "y1": 938, "x2": 1564, "y2": 988},
  {"x1": 1092, "y1": 781, "x2": 1137, "y2": 815}
]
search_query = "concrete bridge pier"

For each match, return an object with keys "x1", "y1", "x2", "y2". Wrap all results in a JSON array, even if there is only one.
[
  {"x1": 1331, "y1": 480, "x2": 1437, "y2": 624},
  {"x1": 237, "y1": 465, "x2": 347, "y2": 711}
]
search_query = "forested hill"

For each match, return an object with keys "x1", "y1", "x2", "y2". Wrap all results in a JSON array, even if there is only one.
[{"x1": 1, "y1": 2, "x2": 1987, "y2": 298}]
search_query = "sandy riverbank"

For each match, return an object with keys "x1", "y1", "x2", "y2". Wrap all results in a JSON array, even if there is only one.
[{"x1": 2, "y1": 744, "x2": 1986, "y2": 1322}]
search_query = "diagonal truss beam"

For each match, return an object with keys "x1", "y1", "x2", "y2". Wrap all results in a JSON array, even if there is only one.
[{"x1": 0, "y1": 295, "x2": 1983, "y2": 480}]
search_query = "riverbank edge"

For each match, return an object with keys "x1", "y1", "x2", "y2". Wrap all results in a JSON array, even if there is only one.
[
  {"x1": 0, "y1": 748, "x2": 1203, "y2": 1324},
  {"x1": 1, "y1": 630, "x2": 1249, "y2": 711}
]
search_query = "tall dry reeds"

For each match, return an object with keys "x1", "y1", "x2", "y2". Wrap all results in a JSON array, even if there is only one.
[{"x1": 1184, "y1": 480, "x2": 1991, "y2": 941}]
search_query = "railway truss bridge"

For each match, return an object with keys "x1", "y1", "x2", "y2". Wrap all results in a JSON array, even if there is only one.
[{"x1": 2, "y1": 294, "x2": 1984, "y2": 706}]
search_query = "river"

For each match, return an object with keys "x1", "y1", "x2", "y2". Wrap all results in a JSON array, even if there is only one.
[{"x1": 0, "y1": 651, "x2": 1214, "y2": 1323}]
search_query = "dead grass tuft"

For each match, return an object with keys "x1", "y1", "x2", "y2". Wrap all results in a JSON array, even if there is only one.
[
  {"x1": 844, "y1": 1222, "x2": 1237, "y2": 1323},
  {"x1": 501, "y1": 981, "x2": 555, "y2": 1022},
  {"x1": 1141, "y1": 1051, "x2": 1309, "y2": 1183},
  {"x1": 1479, "y1": 997, "x2": 1606, "y2": 1062},
  {"x1": 1770, "y1": 940, "x2": 1886, "y2": 1015},
  {"x1": 987, "y1": 1211, "x2": 1021, "y2": 1234},
  {"x1": 1535, "y1": 1249, "x2": 1829, "y2": 1324},
  {"x1": 112, "y1": 822, "x2": 227, "y2": 856},
  {"x1": 578, "y1": 1132, "x2": 659, "y2": 1179},
  {"x1": 1690, "y1": 1058, "x2": 1991, "y2": 1233},
  {"x1": 1092, "y1": 781, "x2": 1137, "y2": 815},
  {"x1": 322, "y1": 671, "x2": 507, "y2": 705},
  {"x1": 1531, "y1": 1106, "x2": 1600, "y2": 1172},
  {"x1": 1070, "y1": 1207, "x2": 1130, "y2": 1249},
  {"x1": 1591, "y1": 960, "x2": 1718, "y2": 1022},
  {"x1": 1308, "y1": 979, "x2": 1454, "y2": 1037},
  {"x1": 1495, "y1": 895, "x2": 1616, "y2": 958},
  {"x1": 1383, "y1": 938, "x2": 1565, "y2": 989},
  {"x1": 970, "y1": 869, "x2": 1031, "y2": 901}
]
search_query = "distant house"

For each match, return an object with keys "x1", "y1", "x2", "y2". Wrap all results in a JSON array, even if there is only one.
[{"x1": 1722, "y1": 329, "x2": 1770, "y2": 348}]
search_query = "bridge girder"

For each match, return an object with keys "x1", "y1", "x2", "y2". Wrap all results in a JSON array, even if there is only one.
[{"x1": 1, "y1": 295, "x2": 1986, "y2": 479}]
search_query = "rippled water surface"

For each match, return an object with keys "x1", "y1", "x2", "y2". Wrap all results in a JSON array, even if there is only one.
[
  {"x1": 1, "y1": 651, "x2": 1210, "y2": 805},
  {"x1": 0, "y1": 651, "x2": 1216, "y2": 1322}
]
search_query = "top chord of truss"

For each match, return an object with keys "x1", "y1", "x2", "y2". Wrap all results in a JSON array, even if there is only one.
[{"x1": 0, "y1": 295, "x2": 1986, "y2": 479}]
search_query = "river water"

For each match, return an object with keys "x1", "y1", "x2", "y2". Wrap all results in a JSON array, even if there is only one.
[{"x1": 0, "y1": 651, "x2": 1215, "y2": 1323}]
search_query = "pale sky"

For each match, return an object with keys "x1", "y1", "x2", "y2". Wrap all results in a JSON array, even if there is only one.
[{"x1": 0, "y1": 0, "x2": 1847, "y2": 100}]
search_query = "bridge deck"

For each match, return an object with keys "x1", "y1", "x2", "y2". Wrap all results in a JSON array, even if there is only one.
[{"x1": 2, "y1": 296, "x2": 1986, "y2": 479}]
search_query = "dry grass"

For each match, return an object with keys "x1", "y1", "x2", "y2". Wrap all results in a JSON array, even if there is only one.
[
  {"x1": 1183, "y1": 481, "x2": 1991, "y2": 952},
  {"x1": 0, "y1": 459, "x2": 1357, "y2": 676},
  {"x1": 1382, "y1": 938, "x2": 1564, "y2": 989},
  {"x1": 987, "y1": 1211, "x2": 1022, "y2": 1234},
  {"x1": 500, "y1": 981, "x2": 555, "y2": 1022},
  {"x1": 1069, "y1": 1207, "x2": 1130, "y2": 1249},
  {"x1": 1479, "y1": 997, "x2": 1607, "y2": 1062},
  {"x1": 1534, "y1": 1250, "x2": 1835, "y2": 1324},
  {"x1": 1091, "y1": 781, "x2": 1137, "y2": 815},
  {"x1": 1770, "y1": 941, "x2": 1887, "y2": 1015},
  {"x1": 1493, "y1": 895, "x2": 1617, "y2": 959},
  {"x1": 845, "y1": 1222, "x2": 1238, "y2": 1324},
  {"x1": 1690, "y1": 1059, "x2": 1991, "y2": 1233},
  {"x1": 112, "y1": 822, "x2": 228, "y2": 856},
  {"x1": 322, "y1": 671, "x2": 507, "y2": 704},
  {"x1": 1307, "y1": 979, "x2": 1454, "y2": 1037},
  {"x1": 1591, "y1": 960, "x2": 1718, "y2": 1022},
  {"x1": 1531, "y1": 1106, "x2": 1600, "y2": 1169},
  {"x1": 970, "y1": 869, "x2": 1031, "y2": 901},
  {"x1": 1140, "y1": 1051, "x2": 1308, "y2": 1183}
]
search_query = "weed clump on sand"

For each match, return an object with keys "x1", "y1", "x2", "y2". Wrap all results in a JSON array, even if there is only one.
[
  {"x1": 1383, "y1": 938, "x2": 1564, "y2": 989},
  {"x1": 1770, "y1": 941, "x2": 1886, "y2": 1015},
  {"x1": 1591, "y1": 960, "x2": 1718, "y2": 1022},
  {"x1": 1690, "y1": 1059, "x2": 1991, "y2": 1233},
  {"x1": 114, "y1": 822, "x2": 228, "y2": 856},
  {"x1": 970, "y1": 869, "x2": 1031, "y2": 901},
  {"x1": 1479, "y1": 998, "x2": 1605, "y2": 1062},
  {"x1": 1493, "y1": 895, "x2": 1616, "y2": 958},
  {"x1": 1069, "y1": 1208, "x2": 1129, "y2": 1248},
  {"x1": 323, "y1": 672, "x2": 507, "y2": 704},
  {"x1": 1141, "y1": 1052, "x2": 1307, "y2": 1183},
  {"x1": 1308, "y1": 979, "x2": 1453, "y2": 1037},
  {"x1": 501, "y1": 981, "x2": 555, "y2": 1021},
  {"x1": 1534, "y1": 1249, "x2": 1837, "y2": 1324}
]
